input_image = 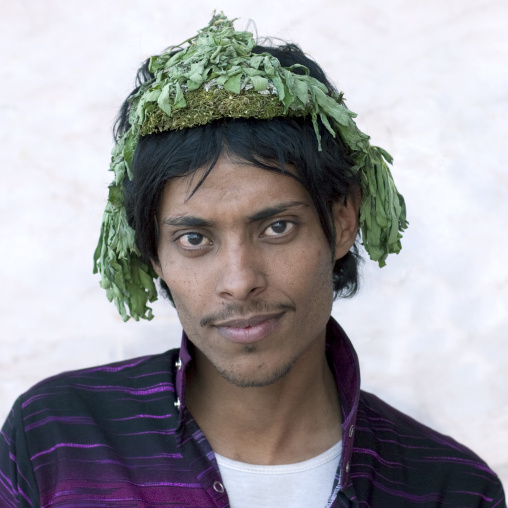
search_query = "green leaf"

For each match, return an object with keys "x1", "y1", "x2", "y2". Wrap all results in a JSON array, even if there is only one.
[
  {"x1": 108, "y1": 185, "x2": 124, "y2": 208},
  {"x1": 263, "y1": 56, "x2": 275, "y2": 77},
  {"x1": 319, "y1": 112, "x2": 335, "y2": 137},
  {"x1": 186, "y1": 79, "x2": 202, "y2": 91},
  {"x1": 271, "y1": 75, "x2": 285, "y2": 102},
  {"x1": 249, "y1": 75, "x2": 268, "y2": 91},
  {"x1": 188, "y1": 63, "x2": 205, "y2": 89},
  {"x1": 216, "y1": 74, "x2": 228, "y2": 85},
  {"x1": 374, "y1": 146, "x2": 393, "y2": 165},
  {"x1": 224, "y1": 73, "x2": 242, "y2": 94},
  {"x1": 244, "y1": 67, "x2": 263, "y2": 77},
  {"x1": 157, "y1": 83, "x2": 172, "y2": 116},
  {"x1": 122, "y1": 132, "x2": 137, "y2": 167},
  {"x1": 173, "y1": 83, "x2": 187, "y2": 108},
  {"x1": 143, "y1": 89, "x2": 161, "y2": 102},
  {"x1": 250, "y1": 55, "x2": 263, "y2": 69},
  {"x1": 288, "y1": 63, "x2": 309, "y2": 76},
  {"x1": 292, "y1": 79, "x2": 309, "y2": 105}
]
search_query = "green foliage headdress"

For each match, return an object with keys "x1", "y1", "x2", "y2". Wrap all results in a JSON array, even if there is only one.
[{"x1": 93, "y1": 12, "x2": 408, "y2": 321}]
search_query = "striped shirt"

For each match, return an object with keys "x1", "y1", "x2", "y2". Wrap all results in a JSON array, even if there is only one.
[{"x1": 0, "y1": 318, "x2": 505, "y2": 507}]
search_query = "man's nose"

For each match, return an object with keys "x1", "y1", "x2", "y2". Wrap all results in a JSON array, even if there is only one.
[{"x1": 215, "y1": 242, "x2": 267, "y2": 301}]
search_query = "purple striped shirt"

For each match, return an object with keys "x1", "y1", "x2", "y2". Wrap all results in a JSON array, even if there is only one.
[{"x1": 0, "y1": 318, "x2": 505, "y2": 507}]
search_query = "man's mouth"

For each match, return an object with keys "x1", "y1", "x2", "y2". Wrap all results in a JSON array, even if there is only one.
[
  {"x1": 214, "y1": 313, "x2": 284, "y2": 329},
  {"x1": 214, "y1": 312, "x2": 285, "y2": 343}
]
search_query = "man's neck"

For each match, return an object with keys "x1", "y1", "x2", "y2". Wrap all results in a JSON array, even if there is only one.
[{"x1": 185, "y1": 337, "x2": 342, "y2": 465}]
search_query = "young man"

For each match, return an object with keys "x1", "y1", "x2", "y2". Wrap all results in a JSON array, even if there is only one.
[{"x1": 0, "y1": 13, "x2": 505, "y2": 507}]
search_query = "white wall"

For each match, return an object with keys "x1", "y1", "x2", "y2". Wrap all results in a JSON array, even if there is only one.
[{"x1": 1, "y1": 0, "x2": 507, "y2": 487}]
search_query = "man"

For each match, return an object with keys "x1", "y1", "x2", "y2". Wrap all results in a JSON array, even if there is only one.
[{"x1": 0, "y1": 13, "x2": 505, "y2": 507}]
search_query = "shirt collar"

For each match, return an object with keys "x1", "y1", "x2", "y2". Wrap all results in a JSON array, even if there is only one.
[
  {"x1": 174, "y1": 316, "x2": 361, "y2": 490},
  {"x1": 325, "y1": 317, "x2": 361, "y2": 489}
]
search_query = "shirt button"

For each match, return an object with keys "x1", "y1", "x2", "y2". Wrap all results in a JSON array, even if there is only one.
[
  {"x1": 349, "y1": 425, "x2": 354, "y2": 437},
  {"x1": 174, "y1": 398, "x2": 181, "y2": 410},
  {"x1": 213, "y1": 481, "x2": 225, "y2": 493},
  {"x1": 345, "y1": 461, "x2": 350, "y2": 473},
  {"x1": 175, "y1": 358, "x2": 182, "y2": 370}
]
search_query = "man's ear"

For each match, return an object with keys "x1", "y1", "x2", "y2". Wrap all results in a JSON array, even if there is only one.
[
  {"x1": 332, "y1": 187, "x2": 360, "y2": 262},
  {"x1": 151, "y1": 259, "x2": 163, "y2": 278}
]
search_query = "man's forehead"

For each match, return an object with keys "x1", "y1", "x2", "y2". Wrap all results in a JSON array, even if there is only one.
[
  {"x1": 158, "y1": 158, "x2": 310, "y2": 217},
  {"x1": 159, "y1": 161, "x2": 313, "y2": 227}
]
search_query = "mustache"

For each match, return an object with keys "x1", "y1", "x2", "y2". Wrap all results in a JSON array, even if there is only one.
[{"x1": 200, "y1": 301, "x2": 296, "y2": 328}]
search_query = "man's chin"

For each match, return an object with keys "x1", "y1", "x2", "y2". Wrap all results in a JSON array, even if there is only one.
[{"x1": 213, "y1": 360, "x2": 295, "y2": 389}]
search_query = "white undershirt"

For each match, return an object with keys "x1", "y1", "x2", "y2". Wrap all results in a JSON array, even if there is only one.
[{"x1": 215, "y1": 440, "x2": 342, "y2": 508}]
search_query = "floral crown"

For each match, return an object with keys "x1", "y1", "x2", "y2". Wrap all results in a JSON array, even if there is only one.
[{"x1": 93, "y1": 12, "x2": 408, "y2": 321}]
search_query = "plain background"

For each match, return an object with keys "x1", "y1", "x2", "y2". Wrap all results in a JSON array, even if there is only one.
[{"x1": 1, "y1": 0, "x2": 507, "y2": 487}]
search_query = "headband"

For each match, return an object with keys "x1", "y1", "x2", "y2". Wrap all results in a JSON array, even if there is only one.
[{"x1": 93, "y1": 12, "x2": 408, "y2": 321}]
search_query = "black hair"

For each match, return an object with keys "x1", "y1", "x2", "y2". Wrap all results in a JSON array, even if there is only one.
[{"x1": 117, "y1": 42, "x2": 362, "y2": 304}]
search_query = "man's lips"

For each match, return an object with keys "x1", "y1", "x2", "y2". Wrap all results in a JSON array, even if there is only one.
[
  {"x1": 214, "y1": 313, "x2": 283, "y2": 328},
  {"x1": 213, "y1": 312, "x2": 284, "y2": 343}
]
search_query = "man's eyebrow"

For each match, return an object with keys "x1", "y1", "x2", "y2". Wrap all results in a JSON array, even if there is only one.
[
  {"x1": 161, "y1": 216, "x2": 213, "y2": 228},
  {"x1": 160, "y1": 201, "x2": 309, "y2": 229},
  {"x1": 246, "y1": 201, "x2": 310, "y2": 223}
]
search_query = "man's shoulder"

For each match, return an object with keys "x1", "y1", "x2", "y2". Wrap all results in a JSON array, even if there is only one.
[
  {"x1": 352, "y1": 390, "x2": 505, "y2": 506},
  {"x1": 17, "y1": 348, "x2": 180, "y2": 415},
  {"x1": 0, "y1": 348, "x2": 201, "y2": 506},
  {"x1": 357, "y1": 390, "x2": 495, "y2": 467}
]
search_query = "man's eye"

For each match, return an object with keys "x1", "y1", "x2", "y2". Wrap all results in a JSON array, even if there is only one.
[
  {"x1": 177, "y1": 233, "x2": 211, "y2": 248},
  {"x1": 264, "y1": 220, "x2": 294, "y2": 237}
]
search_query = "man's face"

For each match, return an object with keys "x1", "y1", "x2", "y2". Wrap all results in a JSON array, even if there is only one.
[{"x1": 154, "y1": 156, "x2": 351, "y2": 388}]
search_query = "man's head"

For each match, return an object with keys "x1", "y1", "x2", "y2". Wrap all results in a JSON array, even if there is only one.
[{"x1": 93, "y1": 13, "x2": 407, "y2": 321}]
